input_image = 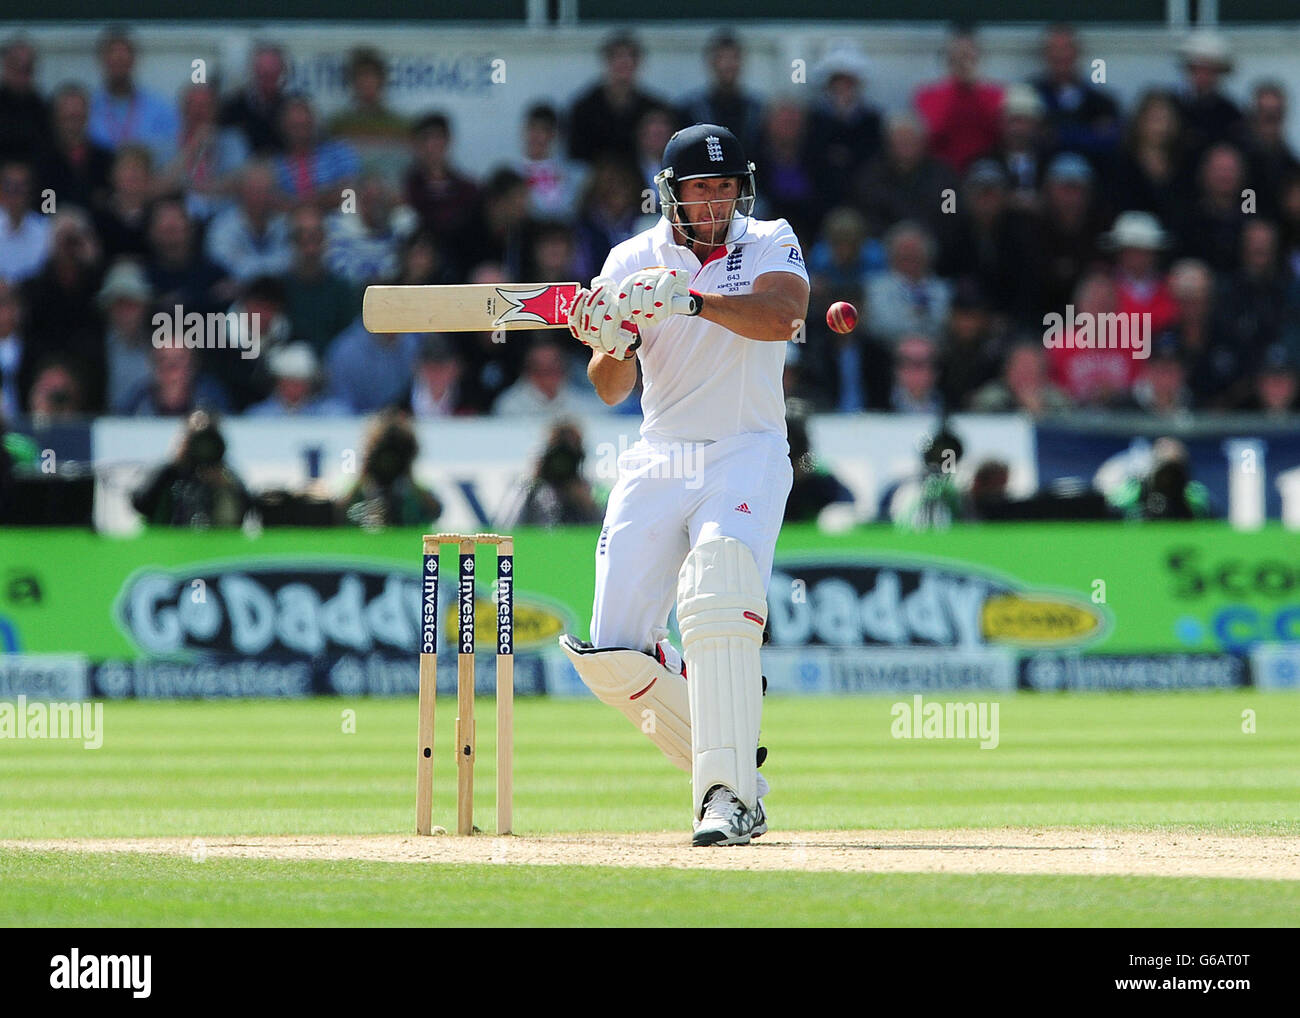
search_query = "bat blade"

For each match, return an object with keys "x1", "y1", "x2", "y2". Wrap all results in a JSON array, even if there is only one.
[{"x1": 363, "y1": 283, "x2": 580, "y2": 334}]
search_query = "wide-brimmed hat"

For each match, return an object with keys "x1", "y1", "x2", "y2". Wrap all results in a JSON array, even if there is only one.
[
  {"x1": 1179, "y1": 30, "x2": 1234, "y2": 72},
  {"x1": 268, "y1": 342, "x2": 319, "y2": 380},
  {"x1": 1103, "y1": 211, "x2": 1168, "y2": 251},
  {"x1": 97, "y1": 260, "x2": 152, "y2": 308}
]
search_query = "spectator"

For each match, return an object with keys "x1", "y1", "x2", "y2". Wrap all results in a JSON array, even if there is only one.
[
  {"x1": 205, "y1": 162, "x2": 292, "y2": 282},
  {"x1": 274, "y1": 95, "x2": 360, "y2": 210},
  {"x1": 1026, "y1": 152, "x2": 1107, "y2": 319},
  {"x1": 159, "y1": 83, "x2": 249, "y2": 224},
  {"x1": 247, "y1": 342, "x2": 348, "y2": 417},
  {"x1": 26, "y1": 357, "x2": 87, "y2": 422},
  {"x1": 340, "y1": 410, "x2": 442, "y2": 529},
  {"x1": 1103, "y1": 211, "x2": 1178, "y2": 334},
  {"x1": 498, "y1": 419, "x2": 602, "y2": 527},
  {"x1": 492, "y1": 340, "x2": 603, "y2": 417},
  {"x1": 327, "y1": 47, "x2": 409, "y2": 184},
  {"x1": 219, "y1": 43, "x2": 288, "y2": 155},
  {"x1": 0, "y1": 37, "x2": 49, "y2": 162},
  {"x1": 938, "y1": 281, "x2": 1009, "y2": 409},
  {"x1": 391, "y1": 229, "x2": 457, "y2": 286},
  {"x1": 573, "y1": 160, "x2": 646, "y2": 281},
  {"x1": 1107, "y1": 436, "x2": 1210, "y2": 520},
  {"x1": 1176, "y1": 31, "x2": 1243, "y2": 160},
  {"x1": 87, "y1": 28, "x2": 178, "y2": 165},
  {"x1": 1241, "y1": 83, "x2": 1300, "y2": 220},
  {"x1": 808, "y1": 46, "x2": 882, "y2": 209},
  {"x1": 678, "y1": 31, "x2": 764, "y2": 155},
  {"x1": 458, "y1": 263, "x2": 525, "y2": 411},
  {"x1": 528, "y1": 220, "x2": 581, "y2": 282},
  {"x1": 852, "y1": 111, "x2": 958, "y2": 241},
  {"x1": 1029, "y1": 23, "x2": 1121, "y2": 162},
  {"x1": 754, "y1": 100, "x2": 820, "y2": 243},
  {"x1": 325, "y1": 316, "x2": 420, "y2": 413},
  {"x1": 93, "y1": 143, "x2": 154, "y2": 261},
  {"x1": 914, "y1": 26, "x2": 1004, "y2": 175},
  {"x1": 889, "y1": 333, "x2": 943, "y2": 413},
  {"x1": 515, "y1": 103, "x2": 585, "y2": 221},
  {"x1": 0, "y1": 281, "x2": 30, "y2": 421},
  {"x1": 995, "y1": 84, "x2": 1050, "y2": 210},
  {"x1": 1045, "y1": 271, "x2": 1141, "y2": 407},
  {"x1": 937, "y1": 159, "x2": 1034, "y2": 321},
  {"x1": 325, "y1": 171, "x2": 416, "y2": 286},
  {"x1": 408, "y1": 334, "x2": 474, "y2": 418},
  {"x1": 1215, "y1": 220, "x2": 1290, "y2": 393},
  {"x1": 1279, "y1": 174, "x2": 1300, "y2": 279},
  {"x1": 0, "y1": 160, "x2": 50, "y2": 284},
  {"x1": 404, "y1": 112, "x2": 480, "y2": 268},
  {"x1": 459, "y1": 167, "x2": 535, "y2": 281},
  {"x1": 38, "y1": 84, "x2": 114, "y2": 212},
  {"x1": 1111, "y1": 90, "x2": 1192, "y2": 227},
  {"x1": 97, "y1": 259, "x2": 155, "y2": 414},
  {"x1": 1129, "y1": 334, "x2": 1193, "y2": 419},
  {"x1": 634, "y1": 106, "x2": 677, "y2": 193},
  {"x1": 283, "y1": 205, "x2": 360, "y2": 356},
  {"x1": 1239, "y1": 344, "x2": 1299, "y2": 416},
  {"x1": 213, "y1": 274, "x2": 294, "y2": 411},
  {"x1": 145, "y1": 197, "x2": 231, "y2": 314},
  {"x1": 21, "y1": 208, "x2": 104, "y2": 409},
  {"x1": 1176, "y1": 143, "x2": 1249, "y2": 272},
  {"x1": 1161, "y1": 258, "x2": 1238, "y2": 410},
  {"x1": 865, "y1": 222, "x2": 951, "y2": 346},
  {"x1": 567, "y1": 32, "x2": 666, "y2": 167},
  {"x1": 132, "y1": 411, "x2": 250, "y2": 527},
  {"x1": 783, "y1": 409, "x2": 854, "y2": 523},
  {"x1": 121, "y1": 343, "x2": 229, "y2": 416},
  {"x1": 805, "y1": 207, "x2": 882, "y2": 410},
  {"x1": 971, "y1": 340, "x2": 1073, "y2": 415}
]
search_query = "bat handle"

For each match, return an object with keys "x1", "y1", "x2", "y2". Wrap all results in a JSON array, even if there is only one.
[{"x1": 672, "y1": 291, "x2": 704, "y2": 317}]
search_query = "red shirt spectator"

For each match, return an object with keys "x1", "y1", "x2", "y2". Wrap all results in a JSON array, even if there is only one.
[{"x1": 914, "y1": 30, "x2": 1004, "y2": 174}]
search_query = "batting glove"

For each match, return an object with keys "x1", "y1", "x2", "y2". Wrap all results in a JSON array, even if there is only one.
[
  {"x1": 615, "y1": 268, "x2": 702, "y2": 325},
  {"x1": 568, "y1": 275, "x2": 642, "y2": 358}
]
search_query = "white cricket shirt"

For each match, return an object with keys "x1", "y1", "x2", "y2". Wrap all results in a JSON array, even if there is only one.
[{"x1": 599, "y1": 215, "x2": 807, "y2": 443}]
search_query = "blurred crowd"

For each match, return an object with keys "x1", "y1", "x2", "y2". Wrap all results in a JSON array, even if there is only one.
[{"x1": 1, "y1": 22, "x2": 1299, "y2": 430}]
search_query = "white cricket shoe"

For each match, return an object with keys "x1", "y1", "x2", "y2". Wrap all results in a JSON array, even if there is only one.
[{"x1": 692, "y1": 785, "x2": 761, "y2": 847}]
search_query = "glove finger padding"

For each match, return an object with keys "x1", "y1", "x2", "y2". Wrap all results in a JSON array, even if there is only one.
[
  {"x1": 617, "y1": 268, "x2": 690, "y2": 324},
  {"x1": 568, "y1": 276, "x2": 617, "y2": 345}
]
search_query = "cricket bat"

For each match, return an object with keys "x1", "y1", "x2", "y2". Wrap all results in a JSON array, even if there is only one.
[{"x1": 362, "y1": 282, "x2": 701, "y2": 334}]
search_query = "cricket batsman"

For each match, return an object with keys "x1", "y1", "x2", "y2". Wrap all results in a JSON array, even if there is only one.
[{"x1": 559, "y1": 124, "x2": 809, "y2": 845}]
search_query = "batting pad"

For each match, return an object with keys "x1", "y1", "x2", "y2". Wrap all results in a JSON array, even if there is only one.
[
  {"x1": 677, "y1": 537, "x2": 767, "y2": 814},
  {"x1": 559, "y1": 635, "x2": 691, "y2": 772}
]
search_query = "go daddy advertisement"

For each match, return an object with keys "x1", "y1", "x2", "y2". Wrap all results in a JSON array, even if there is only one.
[{"x1": 0, "y1": 523, "x2": 1294, "y2": 697}]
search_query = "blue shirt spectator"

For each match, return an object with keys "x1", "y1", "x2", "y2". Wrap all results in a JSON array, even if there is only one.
[
  {"x1": 325, "y1": 319, "x2": 420, "y2": 413},
  {"x1": 88, "y1": 30, "x2": 179, "y2": 165}
]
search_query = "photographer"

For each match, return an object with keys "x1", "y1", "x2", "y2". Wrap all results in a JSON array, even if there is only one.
[
  {"x1": 498, "y1": 420, "x2": 601, "y2": 528},
  {"x1": 340, "y1": 410, "x2": 442, "y2": 529},
  {"x1": 131, "y1": 410, "x2": 251, "y2": 528}
]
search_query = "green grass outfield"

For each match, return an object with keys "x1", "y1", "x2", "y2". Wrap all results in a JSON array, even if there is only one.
[{"x1": 2, "y1": 692, "x2": 1298, "y2": 926}]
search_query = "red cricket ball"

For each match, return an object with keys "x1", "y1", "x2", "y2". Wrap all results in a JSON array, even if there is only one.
[{"x1": 826, "y1": 301, "x2": 859, "y2": 334}]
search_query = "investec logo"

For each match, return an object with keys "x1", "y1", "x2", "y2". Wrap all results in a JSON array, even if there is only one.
[
  {"x1": 422, "y1": 554, "x2": 439, "y2": 654},
  {"x1": 459, "y1": 556, "x2": 475, "y2": 653},
  {"x1": 497, "y1": 558, "x2": 513, "y2": 656},
  {"x1": 50, "y1": 949, "x2": 151, "y2": 998}
]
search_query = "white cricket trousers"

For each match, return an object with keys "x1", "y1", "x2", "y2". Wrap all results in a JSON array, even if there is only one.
[{"x1": 590, "y1": 430, "x2": 793, "y2": 653}]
